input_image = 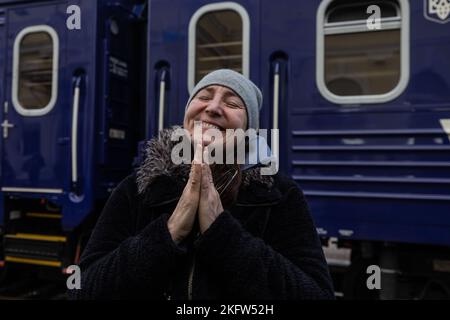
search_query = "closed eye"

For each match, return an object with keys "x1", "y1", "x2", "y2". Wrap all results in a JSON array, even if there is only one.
[{"x1": 226, "y1": 101, "x2": 244, "y2": 109}]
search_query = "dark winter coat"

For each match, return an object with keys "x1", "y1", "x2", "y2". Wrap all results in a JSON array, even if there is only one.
[{"x1": 68, "y1": 127, "x2": 335, "y2": 300}]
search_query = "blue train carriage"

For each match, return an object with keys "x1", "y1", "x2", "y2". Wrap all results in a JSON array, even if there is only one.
[
  {"x1": 0, "y1": 0, "x2": 147, "y2": 277},
  {"x1": 147, "y1": 0, "x2": 450, "y2": 298}
]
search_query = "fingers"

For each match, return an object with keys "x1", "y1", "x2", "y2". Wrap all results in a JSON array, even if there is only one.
[
  {"x1": 189, "y1": 161, "x2": 201, "y2": 192},
  {"x1": 201, "y1": 149, "x2": 214, "y2": 192},
  {"x1": 170, "y1": 145, "x2": 205, "y2": 244},
  {"x1": 186, "y1": 143, "x2": 203, "y2": 194},
  {"x1": 193, "y1": 143, "x2": 203, "y2": 164},
  {"x1": 201, "y1": 164, "x2": 209, "y2": 192},
  {"x1": 204, "y1": 150, "x2": 214, "y2": 184}
]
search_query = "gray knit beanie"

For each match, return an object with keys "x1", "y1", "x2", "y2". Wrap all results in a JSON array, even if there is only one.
[{"x1": 185, "y1": 69, "x2": 263, "y2": 130}]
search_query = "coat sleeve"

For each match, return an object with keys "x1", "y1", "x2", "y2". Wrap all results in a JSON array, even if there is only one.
[
  {"x1": 194, "y1": 183, "x2": 335, "y2": 300},
  {"x1": 67, "y1": 175, "x2": 187, "y2": 300}
]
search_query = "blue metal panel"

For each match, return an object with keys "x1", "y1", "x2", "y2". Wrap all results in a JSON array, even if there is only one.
[
  {"x1": 271, "y1": 0, "x2": 450, "y2": 246},
  {"x1": 0, "y1": 0, "x2": 99, "y2": 230},
  {"x1": 1, "y1": 3, "x2": 70, "y2": 190},
  {"x1": 0, "y1": 0, "x2": 57, "y2": 4},
  {"x1": 0, "y1": 0, "x2": 144, "y2": 233},
  {"x1": 0, "y1": 7, "x2": 5, "y2": 227},
  {"x1": 63, "y1": 0, "x2": 144, "y2": 229},
  {"x1": 61, "y1": 0, "x2": 98, "y2": 229}
]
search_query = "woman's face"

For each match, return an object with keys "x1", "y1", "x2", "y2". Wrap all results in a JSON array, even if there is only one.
[{"x1": 184, "y1": 85, "x2": 248, "y2": 146}]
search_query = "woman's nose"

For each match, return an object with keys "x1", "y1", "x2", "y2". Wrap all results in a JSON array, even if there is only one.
[{"x1": 204, "y1": 97, "x2": 223, "y2": 117}]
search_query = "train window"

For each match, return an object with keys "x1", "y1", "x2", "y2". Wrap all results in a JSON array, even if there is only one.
[
  {"x1": 316, "y1": 0, "x2": 409, "y2": 104},
  {"x1": 326, "y1": 1, "x2": 399, "y2": 23},
  {"x1": 188, "y1": 2, "x2": 250, "y2": 93},
  {"x1": 12, "y1": 25, "x2": 59, "y2": 116}
]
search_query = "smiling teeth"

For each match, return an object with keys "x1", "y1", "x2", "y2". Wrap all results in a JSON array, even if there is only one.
[{"x1": 202, "y1": 122, "x2": 221, "y2": 130}]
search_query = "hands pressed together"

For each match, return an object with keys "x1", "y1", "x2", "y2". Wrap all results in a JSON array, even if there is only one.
[{"x1": 167, "y1": 144, "x2": 225, "y2": 245}]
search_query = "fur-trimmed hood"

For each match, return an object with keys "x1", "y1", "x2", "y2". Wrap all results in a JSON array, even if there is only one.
[{"x1": 135, "y1": 126, "x2": 278, "y2": 206}]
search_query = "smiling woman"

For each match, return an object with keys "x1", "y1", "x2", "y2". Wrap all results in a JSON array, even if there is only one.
[{"x1": 68, "y1": 69, "x2": 334, "y2": 300}]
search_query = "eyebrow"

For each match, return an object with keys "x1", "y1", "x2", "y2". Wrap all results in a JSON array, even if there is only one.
[
  {"x1": 201, "y1": 88, "x2": 214, "y2": 95},
  {"x1": 201, "y1": 87, "x2": 237, "y2": 98}
]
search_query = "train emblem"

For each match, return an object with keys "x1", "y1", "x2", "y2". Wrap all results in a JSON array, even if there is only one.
[{"x1": 424, "y1": 0, "x2": 450, "y2": 23}]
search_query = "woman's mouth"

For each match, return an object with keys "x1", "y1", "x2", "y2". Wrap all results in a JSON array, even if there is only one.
[{"x1": 201, "y1": 121, "x2": 224, "y2": 131}]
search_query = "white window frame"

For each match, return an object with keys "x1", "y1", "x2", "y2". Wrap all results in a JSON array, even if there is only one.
[
  {"x1": 188, "y1": 1, "x2": 250, "y2": 93},
  {"x1": 12, "y1": 25, "x2": 59, "y2": 116},
  {"x1": 316, "y1": 0, "x2": 410, "y2": 105},
  {"x1": 325, "y1": 1, "x2": 401, "y2": 28}
]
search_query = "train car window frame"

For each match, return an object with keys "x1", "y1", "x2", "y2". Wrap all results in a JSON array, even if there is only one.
[
  {"x1": 316, "y1": 0, "x2": 410, "y2": 105},
  {"x1": 12, "y1": 25, "x2": 59, "y2": 116},
  {"x1": 188, "y1": 1, "x2": 250, "y2": 93}
]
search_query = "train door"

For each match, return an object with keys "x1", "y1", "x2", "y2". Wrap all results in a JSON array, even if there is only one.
[
  {"x1": 0, "y1": 7, "x2": 5, "y2": 229},
  {"x1": 0, "y1": 4, "x2": 68, "y2": 193},
  {"x1": 0, "y1": 7, "x2": 6, "y2": 182},
  {"x1": 147, "y1": 0, "x2": 261, "y2": 138},
  {"x1": 97, "y1": 6, "x2": 144, "y2": 184}
]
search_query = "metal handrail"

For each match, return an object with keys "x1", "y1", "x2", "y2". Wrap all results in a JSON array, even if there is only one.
[
  {"x1": 71, "y1": 76, "x2": 82, "y2": 187},
  {"x1": 158, "y1": 70, "x2": 167, "y2": 132},
  {"x1": 272, "y1": 62, "x2": 280, "y2": 159}
]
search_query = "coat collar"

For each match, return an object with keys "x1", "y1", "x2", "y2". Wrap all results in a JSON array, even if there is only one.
[{"x1": 135, "y1": 126, "x2": 282, "y2": 207}]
